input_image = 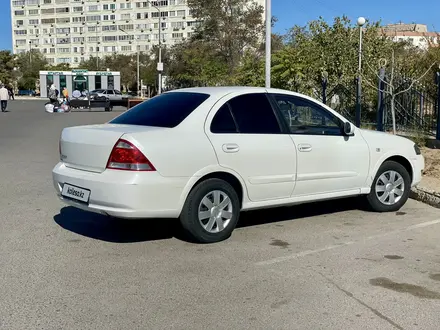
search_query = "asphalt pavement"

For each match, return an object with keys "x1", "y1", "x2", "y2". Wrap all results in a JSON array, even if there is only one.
[{"x1": 1, "y1": 99, "x2": 440, "y2": 330}]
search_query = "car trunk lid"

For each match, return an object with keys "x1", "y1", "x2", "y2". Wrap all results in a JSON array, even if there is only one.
[{"x1": 60, "y1": 124, "x2": 159, "y2": 173}]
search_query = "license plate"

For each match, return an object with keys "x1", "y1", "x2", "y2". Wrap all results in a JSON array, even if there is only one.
[{"x1": 61, "y1": 184, "x2": 91, "y2": 203}]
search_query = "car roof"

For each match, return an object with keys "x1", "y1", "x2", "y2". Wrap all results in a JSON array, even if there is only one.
[
  {"x1": 167, "y1": 86, "x2": 314, "y2": 102},
  {"x1": 166, "y1": 86, "x2": 348, "y2": 123}
]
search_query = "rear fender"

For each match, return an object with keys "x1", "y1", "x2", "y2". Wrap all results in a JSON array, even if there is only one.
[{"x1": 177, "y1": 165, "x2": 249, "y2": 214}]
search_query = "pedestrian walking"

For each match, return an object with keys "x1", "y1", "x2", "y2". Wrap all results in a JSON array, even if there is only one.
[
  {"x1": 0, "y1": 84, "x2": 9, "y2": 112},
  {"x1": 62, "y1": 87, "x2": 69, "y2": 101},
  {"x1": 48, "y1": 84, "x2": 58, "y2": 104},
  {"x1": 8, "y1": 86, "x2": 14, "y2": 100}
]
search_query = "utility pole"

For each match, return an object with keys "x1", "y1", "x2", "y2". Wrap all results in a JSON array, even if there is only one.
[
  {"x1": 265, "y1": 0, "x2": 271, "y2": 88},
  {"x1": 355, "y1": 17, "x2": 366, "y2": 128}
]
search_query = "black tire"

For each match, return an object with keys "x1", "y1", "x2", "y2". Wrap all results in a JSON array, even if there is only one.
[
  {"x1": 179, "y1": 178, "x2": 240, "y2": 243},
  {"x1": 366, "y1": 160, "x2": 411, "y2": 212}
]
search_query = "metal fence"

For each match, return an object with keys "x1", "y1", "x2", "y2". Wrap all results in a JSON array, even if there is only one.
[{"x1": 318, "y1": 71, "x2": 440, "y2": 138}]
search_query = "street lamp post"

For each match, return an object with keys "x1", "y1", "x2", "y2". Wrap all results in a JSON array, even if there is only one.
[
  {"x1": 265, "y1": 0, "x2": 271, "y2": 88},
  {"x1": 29, "y1": 41, "x2": 32, "y2": 64},
  {"x1": 355, "y1": 16, "x2": 366, "y2": 128}
]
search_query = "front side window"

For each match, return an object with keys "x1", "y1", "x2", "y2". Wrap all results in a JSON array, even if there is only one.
[
  {"x1": 272, "y1": 94, "x2": 342, "y2": 135},
  {"x1": 228, "y1": 93, "x2": 281, "y2": 134}
]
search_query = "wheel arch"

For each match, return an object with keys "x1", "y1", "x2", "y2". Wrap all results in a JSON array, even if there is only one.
[
  {"x1": 368, "y1": 153, "x2": 414, "y2": 187},
  {"x1": 383, "y1": 155, "x2": 413, "y2": 182},
  {"x1": 178, "y1": 167, "x2": 248, "y2": 213}
]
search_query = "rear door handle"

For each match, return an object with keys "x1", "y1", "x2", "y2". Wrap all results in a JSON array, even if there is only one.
[
  {"x1": 298, "y1": 143, "x2": 312, "y2": 152},
  {"x1": 222, "y1": 143, "x2": 240, "y2": 153}
]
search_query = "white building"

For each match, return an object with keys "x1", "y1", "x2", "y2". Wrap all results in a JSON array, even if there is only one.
[
  {"x1": 380, "y1": 23, "x2": 439, "y2": 50},
  {"x1": 10, "y1": 0, "x2": 265, "y2": 67}
]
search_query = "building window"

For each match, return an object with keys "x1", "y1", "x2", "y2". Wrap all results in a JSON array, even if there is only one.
[
  {"x1": 41, "y1": 18, "x2": 55, "y2": 24},
  {"x1": 103, "y1": 36, "x2": 117, "y2": 42},
  {"x1": 41, "y1": 8, "x2": 54, "y2": 14},
  {"x1": 14, "y1": 30, "x2": 27, "y2": 35},
  {"x1": 88, "y1": 5, "x2": 99, "y2": 11},
  {"x1": 177, "y1": 10, "x2": 185, "y2": 16},
  {"x1": 56, "y1": 7, "x2": 69, "y2": 13},
  {"x1": 56, "y1": 18, "x2": 71, "y2": 24},
  {"x1": 60, "y1": 75, "x2": 67, "y2": 89},
  {"x1": 102, "y1": 25, "x2": 117, "y2": 31},
  {"x1": 172, "y1": 33, "x2": 183, "y2": 39},
  {"x1": 87, "y1": 15, "x2": 101, "y2": 22},
  {"x1": 14, "y1": 10, "x2": 25, "y2": 15},
  {"x1": 95, "y1": 75, "x2": 102, "y2": 90},
  {"x1": 103, "y1": 4, "x2": 116, "y2": 10},
  {"x1": 118, "y1": 24, "x2": 134, "y2": 31},
  {"x1": 57, "y1": 58, "x2": 71, "y2": 63},
  {"x1": 46, "y1": 75, "x2": 54, "y2": 94},
  {"x1": 29, "y1": 9, "x2": 39, "y2": 15},
  {"x1": 108, "y1": 76, "x2": 114, "y2": 89},
  {"x1": 29, "y1": 19, "x2": 39, "y2": 25},
  {"x1": 73, "y1": 7, "x2": 83, "y2": 12},
  {"x1": 56, "y1": 28, "x2": 70, "y2": 34},
  {"x1": 72, "y1": 17, "x2": 85, "y2": 23},
  {"x1": 12, "y1": 0, "x2": 25, "y2": 5},
  {"x1": 118, "y1": 35, "x2": 134, "y2": 41},
  {"x1": 121, "y1": 45, "x2": 132, "y2": 51}
]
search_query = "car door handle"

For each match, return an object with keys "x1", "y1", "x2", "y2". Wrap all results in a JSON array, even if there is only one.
[
  {"x1": 222, "y1": 143, "x2": 240, "y2": 153},
  {"x1": 298, "y1": 144, "x2": 312, "y2": 152}
]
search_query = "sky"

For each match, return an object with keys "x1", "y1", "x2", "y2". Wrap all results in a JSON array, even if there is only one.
[{"x1": 2, "y1": 0, "x2": 439, "y2": 50}]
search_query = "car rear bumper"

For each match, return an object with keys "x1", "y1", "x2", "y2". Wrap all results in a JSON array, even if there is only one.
[{"x1": 52, "y1": 162, "x2": 188, "y2": 219}]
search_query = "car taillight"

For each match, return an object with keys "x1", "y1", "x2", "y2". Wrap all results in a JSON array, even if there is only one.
[{"x1": 106, "y1": 139, "x2": 155, "y2": 171}]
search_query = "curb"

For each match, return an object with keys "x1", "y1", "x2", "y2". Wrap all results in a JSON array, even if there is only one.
[{"x1": 410, "y1": 186, "x2": 440, "y2": 209}]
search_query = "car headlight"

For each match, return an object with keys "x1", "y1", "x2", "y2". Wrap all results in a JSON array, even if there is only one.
[{"x1": 414, "y1": 144, "x2": 421, "y2": 155}]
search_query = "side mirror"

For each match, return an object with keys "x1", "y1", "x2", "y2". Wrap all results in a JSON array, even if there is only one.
[{"x1": 343, "y1": 122, "x2": 355, "y2": 136}]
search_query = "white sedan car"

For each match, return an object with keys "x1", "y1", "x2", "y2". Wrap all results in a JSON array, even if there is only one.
[{"x1": 53, "y1": 87, "x2": 424, "y2": 243}]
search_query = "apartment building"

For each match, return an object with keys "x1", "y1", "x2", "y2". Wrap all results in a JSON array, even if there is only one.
[
  {"x1": 11, "y1": 0, "x2": 266, "y2": 67},
  {"x1": 380, "y1": 23, "x2": 439, "y2": 50}
]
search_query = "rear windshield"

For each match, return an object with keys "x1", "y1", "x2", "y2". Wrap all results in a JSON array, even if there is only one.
[{"x1": 110, "y1": 92, "x2": 210, "y2": 128}]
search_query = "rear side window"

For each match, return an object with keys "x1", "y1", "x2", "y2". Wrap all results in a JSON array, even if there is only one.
[
  {"x1": 211, "y1": 104, "x2": 238, "y2": 133},
  {"x1": 110, "y1": 92, "x2": 210, "y2": 128},
  {"x1": 228, "y1": 93, "x2": 281, "y2": 134}
]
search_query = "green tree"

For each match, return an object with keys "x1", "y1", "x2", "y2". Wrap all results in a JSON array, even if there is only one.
[
  {"x1": 15, "y1": 50, "x2": 48, "y2": 80},
  {"x1": 168, "y1": 40, "x2": 229, "y2": 88},
  {"x1": 187, "y1": 0, "x2": 264, "y2": 73},
  {"x1": 0, "y1": 51, "x2": 16, "y2": 84},
  {"x1": 47, "y1": 63, "x2": 71, "y2": 71}
]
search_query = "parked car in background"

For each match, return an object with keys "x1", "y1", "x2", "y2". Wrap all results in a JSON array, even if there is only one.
[
  {"x1": 53, "y1": 87, "x2": 424, "y2": 243},
  {"x1": 18, "y1": 89, "x2": 38, "y2": 96},
  {"x1": 89, "y1": 89, "x2": 128, "y2": 106}
]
